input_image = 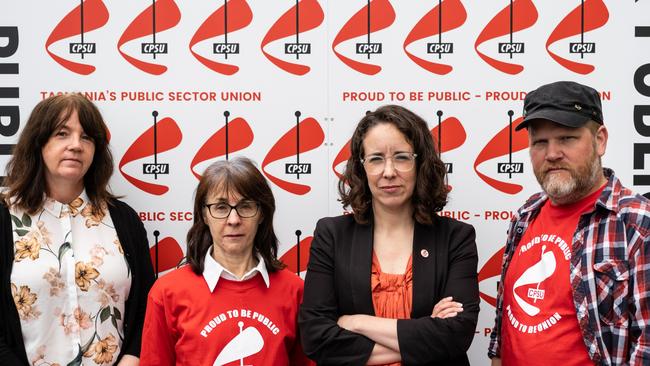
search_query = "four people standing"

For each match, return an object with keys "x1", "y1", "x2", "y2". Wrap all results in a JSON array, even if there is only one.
[{"x1": 3, "y1": 83, "x2": 646, "y2": 365}]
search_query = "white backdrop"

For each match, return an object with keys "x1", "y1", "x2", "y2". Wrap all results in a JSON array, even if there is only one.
[{"x1": 2, "y1": 1, "x2": 650, "y2": 364}]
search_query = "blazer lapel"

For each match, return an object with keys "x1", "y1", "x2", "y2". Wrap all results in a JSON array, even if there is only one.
[
  {"x1": 411, "y1": 222, "x2": 437, "y2": 318},
  {"x1": 350, "y1": 222, "x2": 375, "y2": 315}
]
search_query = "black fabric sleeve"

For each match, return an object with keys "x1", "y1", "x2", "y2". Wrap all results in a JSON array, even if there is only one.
[
  {"x1": 397, "y1": 223, "x2": 479, "y2": 364},
  {"x1": 0, "y1": 204, "x2": 28, "y2": 366},
  {"x1": 298, "y1": 218, "x2": 374, "y2": 365},
  {"x1": 114, "y1": 200, "x2": 155, "y2": 358}
]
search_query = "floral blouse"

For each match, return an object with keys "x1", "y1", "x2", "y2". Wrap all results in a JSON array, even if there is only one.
[{"x1": 10, "y1": 191, "x2": 131, "y2": 366}]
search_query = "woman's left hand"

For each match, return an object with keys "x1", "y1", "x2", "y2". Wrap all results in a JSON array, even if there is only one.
[{"x1": 117, "y1": 355, "x2": 139, "y2": 366}]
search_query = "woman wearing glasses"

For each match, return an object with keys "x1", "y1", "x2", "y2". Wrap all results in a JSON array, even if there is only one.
[
  {"x1": 299, "y1": 105, "x2": 479, "y2": 365},
  {"x1": 140, "y1": 158, "x2": 311, "y2": 366}
]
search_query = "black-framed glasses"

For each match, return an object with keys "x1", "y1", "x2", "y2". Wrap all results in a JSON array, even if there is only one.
[
  {"x1": 360, "y1": 152, "x2": 417, "y2": 175},
  {"x1": 204, "y1": 201, "x2": 259, "y2": 219}
]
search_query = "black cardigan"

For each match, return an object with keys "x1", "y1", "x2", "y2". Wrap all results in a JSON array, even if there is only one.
[
  {"x1": 299, "y1": 214, "x2": 480, "y2": 366},
  {"x1": 0, "y1": 199, "x2": 155, "y2": 365}
]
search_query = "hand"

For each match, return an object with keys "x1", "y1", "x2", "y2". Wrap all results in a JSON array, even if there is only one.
[
  {"x1": 337, "y1": 314, "x2": 359, "y2": 332},
  {"x1": 491, "y1": 357, "x2": 502, "y2": 366},
  {"x1": 117, "y1": 355, "x2": 139, "y2": 366},
  {"x1": 431, "y1": 296, "x2": 463, "y2": 319}
]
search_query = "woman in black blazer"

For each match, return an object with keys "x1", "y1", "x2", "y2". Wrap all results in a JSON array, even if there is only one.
[{"x1": 299, "y1": 105, "x2": 479, "y2": 365}]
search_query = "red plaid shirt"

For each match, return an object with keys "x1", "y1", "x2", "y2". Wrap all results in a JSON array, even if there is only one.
[{"x1": 488, "y1": 169, "x2": 650, "y2": 365}]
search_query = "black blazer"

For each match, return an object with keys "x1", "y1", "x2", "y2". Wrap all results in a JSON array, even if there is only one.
[
  {"x1": 299, "y1": 214, "x2": 479, "y2": 366},
  {"x1": 0, "y1": 199, "x2": 155, "y2": 366}
]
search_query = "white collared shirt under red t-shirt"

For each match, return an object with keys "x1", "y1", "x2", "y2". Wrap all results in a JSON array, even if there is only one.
[
  {"x1": 140, "y1": 247, "x2": 312, "y2": 366},
  {"x1": 501, "y1": 185, "x2": 605, "y2": 365}
]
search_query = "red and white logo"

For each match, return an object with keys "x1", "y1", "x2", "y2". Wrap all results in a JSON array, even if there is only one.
[
  {"x1": 403, "y1": 0, "x2": 467, "y2": 75},
  {"x1": 189, "y1": 0, "x2": 253, "y2": 75},
  {"x1": 546, "y1": 0, "x2": 608, "y2": 75},
  {"x1": 478, "y1": 246, "x2": 506, "y2": 307},
  {"x1": 474, "y1": 0, "x2": 538, "y2": 75},
  {"x1": 149, "y1": 232, "x2": 184, "y2": 275},
  {"x1": 119, "y1": 111, "x2": 182, "y2": 195},
  {"x1": 261, "y1": 112, "x2": 324, "y2": 195},
  {"x1": 332, "y1": 0, "x2": 396, "y2": 75},
  {"x1": 261, "y1": 0, "x2": 324, "y2": 76},
  {"x1": 190, "y1": 112, "x2": 254, "y2": 179},
  {"x1": 279, "y1": 230, "x2": 313, "y2": 275},
  {"x1": 117, "y1": 0, "x2": 181, "y2": 75},
  {"x1": 473, "y1": 111, "x2": 528, "y2": 194},
  {"x1": 45, "y1": 0, "x2": 109, "y2": 75}
]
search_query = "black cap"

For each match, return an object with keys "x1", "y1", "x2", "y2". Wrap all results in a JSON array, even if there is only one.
[{"x1": 516, "y1": 81, "x2": 603, "y2": 131}]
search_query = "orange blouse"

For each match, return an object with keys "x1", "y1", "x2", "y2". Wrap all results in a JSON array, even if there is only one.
[{"x1": 371, "y1": 252, "x2": 413, "y2": 366}]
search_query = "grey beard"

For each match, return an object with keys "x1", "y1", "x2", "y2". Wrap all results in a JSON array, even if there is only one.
[{"x1": 541, "y1": 157, "x2": 602, "y2": 205}]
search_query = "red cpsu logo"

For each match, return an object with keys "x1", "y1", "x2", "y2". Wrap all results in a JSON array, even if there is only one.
[
  {"x1": 119, "y1": 114, "x2": 182, "y2": 195},
  {"x1": 478, "y1": 246, "x2": 506, "y2": 307},
  {"x1": 546, "y1": 0, "x2": 608, "y2": 75},
  {"x1": 189, "y1": 0, "x2": 252, "y2": 75},
  {"x1": 332, "y1": 0, "x2": 396, "y2": 75},
  {"x1": 279, "y1": 235, "x2": 313, "y2": 274},
  {"x1": 332, "y1": 115, "x2": 466, "y2": 181},
  {"x1": 45, "y1": 0, "x2": 109, "y2": 75},
  {"x1": 474, "y1": 0, "x2": 538, "y2": 75},
  {"x1": 261, "y1": 0, "x2": 324, "y2": 76},
  {"x1": 118, "y1": 0, "x2": 181, "y2": 75},
  {"x1": 262, "y1": 114, "x2": 324, "y2": 195},
  {"x1": 403, "y1": 0, "x2": 467, "y2": 75},
  {"x1": 190, "y1": 114, "x2": 254, "y2": 179},
  {"x1": 473, "y1": 115, "x2": 528, "y2": 194},
  {"x1": 149, "y1": 236, "x2": 184, "y2": 274}
]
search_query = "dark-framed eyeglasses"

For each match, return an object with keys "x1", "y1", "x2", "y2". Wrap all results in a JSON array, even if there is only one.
[
  {"x1": 204, "y1": 201, "x2": 259, "y2": 219},
  {"x1": 360, "y1": 152, "x2": 417, "y2": 175}
]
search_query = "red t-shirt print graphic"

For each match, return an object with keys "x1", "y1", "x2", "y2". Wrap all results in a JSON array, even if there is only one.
[{"x1": 501, "y1": 187, "x2": 604, "y2": 365}]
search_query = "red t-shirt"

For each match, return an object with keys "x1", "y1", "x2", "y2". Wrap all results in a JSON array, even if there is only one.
[
  {"x1": 140, "y1": 266, "x2": 312, "y2": 366},
  {"x1": 501, "y1": 186, "x2": 605, "y2": 365}
]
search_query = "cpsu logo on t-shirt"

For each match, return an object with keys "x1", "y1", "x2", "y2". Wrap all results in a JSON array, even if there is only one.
[
  {"x1": 474, "y1": 0, "x2": 538, "y2": 75},
  {"x1": 546, "y1": 0, "x2": 609, "y2": 75},
  {"x1": 473, "y1": 111, "x2": 528, "y2": 195},
  {"x1": 403, "y1": 0, "x2": 467, "y2": 75},
  {"x1": 119, "y1": 111, "x2": 182, "y2": 196},
  {"x1": 189, "y1": 0, "x2": 253, "y2": 75},
  {"x1": 117, "y1": 0, "x2": 181, "y2": 75},
  {"x1": 332, "y1": 0, "x2": 396, "y2": 75},
  {"x1": 262, "y1": 111, "x2": 324, "y2": 195},
  {"x1": 45, "y1": 0, "x2": 109, "y2": 75},
  {"x1": 261, "y1": 0, "x2": 324, "y2": 76}
]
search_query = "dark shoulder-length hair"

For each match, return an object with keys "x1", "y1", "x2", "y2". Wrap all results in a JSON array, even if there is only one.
[
  {"x1": 338, "y1": 104, "x2": 448, "y2": 225},
  {"x1": 186, "y1": 157, "x2": 285, "y2": 275},
  {"x1": 3, "y1": 93, "x2": 115, "y2": 215}
]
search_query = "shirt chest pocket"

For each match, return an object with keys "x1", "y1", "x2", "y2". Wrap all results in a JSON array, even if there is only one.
[{"x1": 592, "y1": 259, "x2": 630, "y2": 327}]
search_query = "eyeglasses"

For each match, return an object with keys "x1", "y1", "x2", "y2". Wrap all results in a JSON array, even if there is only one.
[
  {"x1": 205, "y1": 201, "x2": 259, "y2": 219},
  {"x1": 360, "y1": 152, "x2": 417, "y2": 175}
]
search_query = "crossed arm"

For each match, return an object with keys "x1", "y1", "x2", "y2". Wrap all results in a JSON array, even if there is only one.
[
  {"x1": 299, "y1": 219, "x2": 479, "y2": 365},
  {"x1": 337, "y1": 297, "x2": 464, "y2": 364}
]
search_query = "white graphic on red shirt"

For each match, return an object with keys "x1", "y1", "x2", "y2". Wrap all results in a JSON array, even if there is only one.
[
  {"x1": 213, "y1": 321, "x2": 264, "y2": 366},
  {"x1": 512, "y1": 245, "x2": 556, "y2": 316}
]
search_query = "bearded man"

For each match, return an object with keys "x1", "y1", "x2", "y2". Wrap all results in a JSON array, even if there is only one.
[{"x1": 488, "y1": 81, "x2": 650, "y2": 366}]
